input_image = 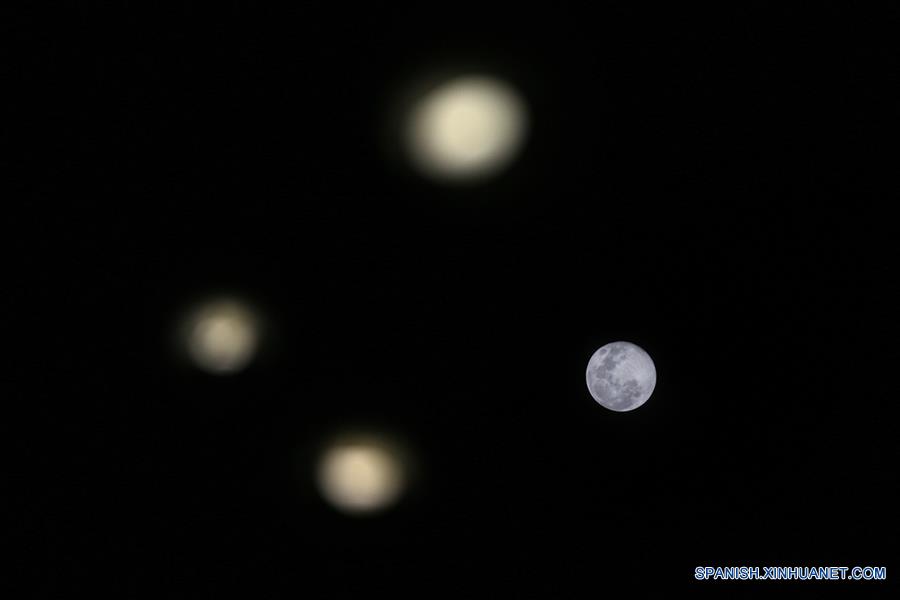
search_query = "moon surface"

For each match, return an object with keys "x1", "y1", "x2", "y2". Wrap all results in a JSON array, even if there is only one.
[
  {"x1": 585, "y1": 341, "x2": 657, "y2": 412},
  {"x1": 405, "y1": 75, "x2": 528, "y2": 182}
]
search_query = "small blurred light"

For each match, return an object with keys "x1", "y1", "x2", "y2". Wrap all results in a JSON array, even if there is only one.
[
  {"x1": 183, "y1": 298, "x2": 260, "y2": 375},
  {"x1": 316, "y1": 434, "x2": 408, "y2": 515},
  {"x1": 405, "y1": 75, "x2": 528, "y2": 182}
]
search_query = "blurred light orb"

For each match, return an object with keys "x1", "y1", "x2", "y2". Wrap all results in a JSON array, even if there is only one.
[
  {"x1": 185, "y1": 299, "x2": 259, "y2": 375},
  {"x1": 406, "y1": 75, "x2": 528, "y2": 182},
  {"x1": 317, "y1": 435, "x2": 407, "y2": 515}
]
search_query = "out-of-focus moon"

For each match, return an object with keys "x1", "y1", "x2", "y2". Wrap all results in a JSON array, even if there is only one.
[
  {"x1": 184, "y1": 298, "x2": 259, "y2": 375},
  {"x1": 405, "y1": 75, "x2": 528, "y2": 182},
  {"x1": 585, "y1": 341, "x2": 657, "y2": 412},
  {"x1": 316, "y1": 435, "x2": 407, "y2": 515}
]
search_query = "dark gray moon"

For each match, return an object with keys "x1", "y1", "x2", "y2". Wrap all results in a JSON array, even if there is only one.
[{"x1": 585, "y1": 341, "x2": 657, "y2": 411}]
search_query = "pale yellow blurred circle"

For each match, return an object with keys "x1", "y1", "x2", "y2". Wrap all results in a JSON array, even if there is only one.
[
  {"x1": 185, "y1": 299, "x2": 259, "y2": 374},
  {"x1": 317, "y1": 437, "x2": 406, "y2": 515},
  {"x1": 406, "y1": 75, "x2": 528, "y2": 182}
]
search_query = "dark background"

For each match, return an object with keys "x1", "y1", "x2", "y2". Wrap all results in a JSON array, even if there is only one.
[{"x1": 11, "y1": 3, "x2": 898, "y2": 597}]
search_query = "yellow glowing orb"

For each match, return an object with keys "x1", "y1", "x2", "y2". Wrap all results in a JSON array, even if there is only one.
[
  {"x1": 406, "y1": 75, "x2": 528, "y2": 182},
  {"x1": 184, "y1": 299, "x2": 259, "y2": 375},
  {"x1": 316, "y1": 435, "x2": 407, "y2": 515}
]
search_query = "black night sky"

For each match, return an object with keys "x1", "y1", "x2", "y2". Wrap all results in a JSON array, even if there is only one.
[{"x1": 12, "y1": 3, "x2": 898, "y2": 597}]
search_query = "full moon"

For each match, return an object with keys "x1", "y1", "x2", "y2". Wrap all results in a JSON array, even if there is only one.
[
  {"x1": 316, "y1": 434, "x2": 408, "y2": 515},
  {"x1": 405, "y1": 75, "x2": 528, "y2": 182},
  {"x1": 585, "y1": 341, "x2": 657, "y2": 412}
]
